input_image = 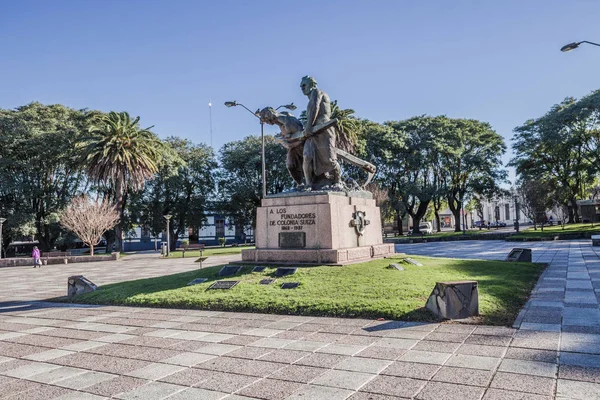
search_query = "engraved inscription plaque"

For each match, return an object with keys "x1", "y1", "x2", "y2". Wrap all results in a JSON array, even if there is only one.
[{"x1": 278, "y1": 232, "x2": 306, "y2": 248}]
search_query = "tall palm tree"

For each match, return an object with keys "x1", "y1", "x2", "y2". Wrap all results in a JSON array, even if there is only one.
[
  {"x1": 79, "y1": 111, "x2": 164, "y2": 252},
  {"x1": 330, "y1": 100, "x2": 359, "y2": 153},
  {"x1": 299, "y1": 100, "x2": 359, "y2": 153}
]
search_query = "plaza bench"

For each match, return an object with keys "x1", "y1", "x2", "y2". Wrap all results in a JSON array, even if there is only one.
[
  {"x1": 175, "y1": 243, "x2": 206, "y2": 257},
  {"x1": 41, "y1": 251, "x2": 71, "y2": 265}
]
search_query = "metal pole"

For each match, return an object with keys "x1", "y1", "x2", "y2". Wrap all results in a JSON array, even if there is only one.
[
  {"x1": 166, "y1": 219, "x2": 170, "y2": 256},
  {"x1": 0, "y1": 220, "x2": 4, "y2": 259},
  {"x1": 208, "y1": 100, "x2": 213, "y2": 148},
  {"x1": 515, "y1": 196, "x2": 520, "y2": 233},
  {"x1": 261, "y1": 120, "x2": 266, "y2": 198}
]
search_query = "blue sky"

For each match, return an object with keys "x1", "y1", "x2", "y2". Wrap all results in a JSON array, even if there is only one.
[{"x1": 2, "y1": 1, "x2": 599, "y2": 183}]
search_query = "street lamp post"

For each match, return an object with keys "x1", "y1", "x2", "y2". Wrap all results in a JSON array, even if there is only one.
[
  {"x1": 224, "y1": 101, "x2": 297, "y2": 198},
  {"x1": 561, "y1": 40, "x2": 600, "y2": 52},
  {"x1": 0, "y1": 218, "x2": 5, "y2": 259},
  {"x1": 164, "y1": 214, "x2": 172, "y2": 256}
]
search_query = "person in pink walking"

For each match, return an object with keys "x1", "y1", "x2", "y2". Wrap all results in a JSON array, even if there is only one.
[{"x1": 32, "y1": 246, "x2": 41, "y2": 268}]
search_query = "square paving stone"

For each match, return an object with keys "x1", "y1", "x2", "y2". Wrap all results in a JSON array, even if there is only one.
[
  {"x1": 194, "y1": 371, "x2": 259, "y2": 393},
  {"x1": 398, "y1": 350, "x2": 451, "y2": 365},
  {"x1": 163, "y1": 352, "x2": 215, "y2": 367},
  {"x1": 158, "y1": 367, "x2": 215, "y2": 386},
  {"x1": 412, "y1": 340, "x2": 460, "y2": 353},
  {"x1": 416, "y1": 381, "x2": 485, "y2": 400},
  {"x1": 557, "y1": 378, "x2": 600, "y2": 400},
  {"x1": 490, "y1": 371, "x2": 555, "y2": 396},
  {"x1": 257, "y1": 349, "x2": 310, "y2": 364},
  {"x1": 6, "y1": 383, "x2": 72, "y2": 400},
  {"x1": 28, "y1": 366, "x2": 87, "y2": 384},
  {"x1": 444, "y1": 354, "x2": 501, "y2": 370},
  {"x1": 225, "y1": 346, "x2": 273, "y2": 360},
  {"x1": 284, "y1": 340, "x2": 327, "y2": 352},
  {"x1": 505, "y1": 347, "x2": 557, "y2": 363},
  {"x1": 360, "y1": 375, "x2": 426, "y2": 398},
  {"x1": 286, "y1": 385, "x2": 354, "y2": 400},
  {"x1": 431, "y1": 366, "x2": 493, "y2": 387},
  {"x1": 4, "y1": 361, "x2": 61, "y2": 378},
  {"x1": 268, "y1": 364, "x2": 328, "y2": 383},
  {"x1": 249, "y1": 338, "x2": 296, "y2": 349},
  {"x1": 311, "y1": 369, "x2": 376, "y2": 390},
  {"x1": 126, "y1": 362, "x2": 185, "y2": 380},
  {"x1": 315, "y1": 343, "x2": 366, "y2": 356},
  {"x1": 295, "y1": 353, "x2": 348, "y2": 368},
  {"x1": 84, "y1": 375, "x2": 148, "y2": 397},
  {"x1": 333, "y1": 357, "x2": 391, "y2": 374},
  {"x1": 482, "y1": 388, "x2": 552, "y2": 400},
  {"x1": 560, "y1": 351, "x2": 600, "y2": 368},
  {"x1": 373, "y1": 337, "x2": 418, "y2": 349},
  {"x1": 54, "y1": 371, "x2": 116, "y2": 390},
  {"x1": 464, "y1": 334, "x2": 512, "y2": 347},
  {"x1": 115, "y1": 381, "x2": 184, "y2": 400},
  {"x1": 456, "y1": 344, "x2": 506, "y2": 358},
  {"x1": 167, "y1": 387, "x2": 227, "y2": 400},
  {"x1": 54, "y1": 392, "x2": 109, "y2": 400},
  {"x1": 498, "y1": 359, "x2": 557, "y2": 377},
  {"x1": 424, "y1": 332, "x2": 469, "y2": 343},
  {"x1": 355, "y1": 346, "x2": 406, "y2": 360},
  {"x1": 380, "y1": 361, "x2": 440, "y2": 380},
  {"x1": 196, "y1": 357, "x2": 284, "y2": 378},
  {"x1": 1, "y1": 378, "x2": 45, "y2": 398},
  {"x1": 348, "y1": 393, "x2": 404, "y2": 400},
  {"x1": 195, "y1": 343, "x2": 241, "y2": 356},
  {"x1": 559, "y1": 364, "x2": 600, "y2": 384},
  {"x1": 237, "y1": 378, "x2": 304, "y2": 400}
]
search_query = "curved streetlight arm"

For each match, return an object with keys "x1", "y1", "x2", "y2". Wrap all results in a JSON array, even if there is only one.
[{"x1": 580, "y1": 41, "x2": 600, "y2": 47}]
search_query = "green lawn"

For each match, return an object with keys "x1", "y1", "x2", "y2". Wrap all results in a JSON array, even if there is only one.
[
  {"x1": 66, "y1": 255, "x2": 545, "y2": 326},
  {"x1": 512, "y1": 223, "x2": 600, "y2": 238},
  {"x1": 167, "y1": 246, "x2": 255, "y2": 258}
]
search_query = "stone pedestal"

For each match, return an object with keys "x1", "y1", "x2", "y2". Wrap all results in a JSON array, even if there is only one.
[
  {"x1": 425, "y1": 281, "x2": 479, "y2": 320},
  {"x1": 242, "y1": 191, "x2": 394, "y2": 265}
]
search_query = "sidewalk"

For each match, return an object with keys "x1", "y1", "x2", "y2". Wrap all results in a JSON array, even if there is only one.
[{"x1": 0, "y1": 241, "x2": 598, "y2": 399}]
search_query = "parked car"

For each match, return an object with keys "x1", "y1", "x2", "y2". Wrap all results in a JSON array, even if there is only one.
[
  {"x1": 408, "y1": 222, "x2": 433, "y2": 235},
  {"x1": 474, "y1": 220, "x2": 485, "y2": 228}
]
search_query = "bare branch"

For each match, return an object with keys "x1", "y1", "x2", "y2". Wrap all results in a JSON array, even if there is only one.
[{"x1": 59, "y1": 195, "x2": 120, "y2": 255}]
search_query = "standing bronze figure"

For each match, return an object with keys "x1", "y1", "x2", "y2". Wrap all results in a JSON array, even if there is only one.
[{"x1": 300, "y1": 76, "x2": 343, "y2": 190}]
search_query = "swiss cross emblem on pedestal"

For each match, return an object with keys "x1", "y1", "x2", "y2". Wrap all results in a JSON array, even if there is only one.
[{"x1": 350, "y1": 210, "x2": 370, "y2": 236}]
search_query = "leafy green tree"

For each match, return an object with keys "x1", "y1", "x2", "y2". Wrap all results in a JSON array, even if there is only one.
[
  {"x1": 370, "y1": 116, "x2": 438, "y2": 234},
  {"x1": 438, "y1": 118, "x2": 507, "y2": 232},
  {"x1": 0, "y1": 103, "x2": 98, "y2": 250},
  {"x1": 217, "y1": 135, "x2": 291, "y2": 231},
  {"x1": 137, "y1": 137, "x2": 216, "y2": 250},
  {"x1": 79, "y1": 111, "x2": 166, "y2": 252},
  {"x1": 511, "y1": 99, "x2": 593, "y2": 223}
]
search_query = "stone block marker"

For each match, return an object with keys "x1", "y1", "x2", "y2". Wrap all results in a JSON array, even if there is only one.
[
  {"x1": 425, "y1": 281, "x2": 479, "y2": 320},
  {"x1": 505, "y1": 248, "x2": 532, "y2": 262},
  {"x1": 67, "y1": 275, "x2": 97, "y2": 298},
  {"x1": 592, "y1": 235, "x2": 600, "y2": 246}
]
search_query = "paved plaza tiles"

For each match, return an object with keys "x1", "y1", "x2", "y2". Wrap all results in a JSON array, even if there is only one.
[{"x1": 0, "y1": 241, "x2": 598, "y2": 399}]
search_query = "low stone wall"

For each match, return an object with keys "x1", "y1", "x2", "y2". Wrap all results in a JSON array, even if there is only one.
[{"x1": 0, "y1": 253, "x2": 119, "y2": 268}]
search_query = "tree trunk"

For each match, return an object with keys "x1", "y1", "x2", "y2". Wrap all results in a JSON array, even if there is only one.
[
  {"x1": 90, "y1": 244, "x2": 94, "y2": 256},
  {"x1": 434, "y1": 211, "x2": 441, "y2": 233},
  {"x1": 113, "y1": 179, "x2": 126, "y2": 253},
  {"x1": 396, "y1": 210, "x2": 403, "y2": 236},
  {"x1": 570, "y1": 197, "x2": 579, "y2": 223},
  {"x1": 409, "y1": 201, "x2": 430, "y2": 234}
]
